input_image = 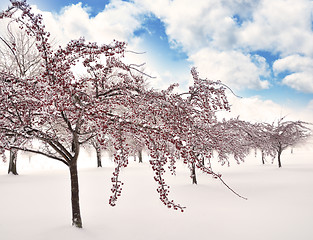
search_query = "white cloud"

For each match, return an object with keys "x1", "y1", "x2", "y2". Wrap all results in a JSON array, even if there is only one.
[
  {"x1": 34, "y1": 1, "x2": 145, "y2": 46},
  {"x1": 273, "y1": 55, "x2": 313, "y2": 73},
  {"x1": 1, "y1": 1, "x2": 183, "y2": 95},
  {"x1": 136, "y1": 0, "x2": 313, "y2": 56},
  {"x1": 134, "y1": 0, "x2": 313, "y2": 93},
  {"x1": 237, "y1": 0, "x2": 313, "y2": 56},
  {"x1": 273, "y1": 55, "x2": 313, "y2": 93},
  {"x1": 47, "y1": 4, "x2": 91, "y2": 44},
  {"x1": 30, "y1": 1, "x2": 157, "y2": 83},
  {"x1": 4, "y1": 0, "x2": 313, "y2": 96},
  {"x1": 189, "y1": 48, "x2": 270, "y2": 90},
  {"x1": 135, "y1": 0, "x2": 239, "y2": 52},
  {"x1": 88, "y1": 0, "x2": 145, "y2": 44},
  {"x1": 220, "y1": 95, "x2": 286, "y2": 122},
  {"x1": 218, "y1": 94, "x2": 313, "y2": 124},
  {"x1": 282, "y1": 72, "x2": 313, "y2": 93}
]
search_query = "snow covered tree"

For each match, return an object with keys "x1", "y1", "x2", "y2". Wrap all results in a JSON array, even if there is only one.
[
  {"x1": 209, "y1": 118, "x2": 253, "y2": 166},
  {"x1": 0, "y1": 15, "x2": 42, "y2": 174},
  {"x1": 128, "y1": 135, "x2": 144, "y2": 163},
  {"x1": 234, "y1": 118, "x2": 311, "y2": 167},
  {"x1": 247, "y1": 122, "x2": 277, "y2": 165},
  {"x1": 222, "y1": 119, "x2": 277, "y2": 165},
  {"x1": 0, "y1": 0, "x2": 245, "y2": 228},
  {"x1": 0, "y1": 1, "x2": 144, "y2": 227},
  {"x1": 261, "y1": 118, "x2": 311, "y2": 168},
  {"x1": 183, "y1": 117, "x2": 252, "y2": 185},
  {"x1": 211, "y1": 118, "x2": 311, "y2": 168},
  {"x1": 90, "y1": 138, "x2": 104, "y2": 168}
]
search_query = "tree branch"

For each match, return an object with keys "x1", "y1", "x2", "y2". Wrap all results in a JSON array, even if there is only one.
[{"x1": 11, "y1": 146, "x2": 69, "y2": 166}]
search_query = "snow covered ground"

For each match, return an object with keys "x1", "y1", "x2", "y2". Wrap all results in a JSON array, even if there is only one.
[{"x1": 0, "y1": 147, "x2": 313, "y2": 240}]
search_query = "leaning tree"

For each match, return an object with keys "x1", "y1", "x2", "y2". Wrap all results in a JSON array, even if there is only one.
[{"x1": 0, "y1": 0, "x2": 245, "y2": 228}]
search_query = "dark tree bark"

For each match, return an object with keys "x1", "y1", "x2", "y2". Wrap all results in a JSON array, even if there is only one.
[
  {"x1": 277, "y1": 145, "x2": 282, "y2": 168},
  {"x1": 138, "y1": 150, "x2": 143, "y2": 163},
  {"x1": 261, "y1": 150, "x2": 265, "y2": 165},
  {"x1": 91, "y1": 140, "x2": 102, "y2": 168},
  {"x1": 96, "y1": 147, "x2": 102, "y2": 168},
  {"x1": 191, "y1": 162, "x2": 197, "y2": 184},
  {"x1": 201, "y1": 156, "x2": 205, "y2": 166},
  {"x1": 8, "y1": 149, "x2": 18, "y2": 175},
  {"x1": 69, "y1": 159, "x2": 82, "y2": 228}
]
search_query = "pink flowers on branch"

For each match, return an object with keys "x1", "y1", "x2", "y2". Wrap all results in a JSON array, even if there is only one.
[{"x1": 0, "y1": 0, "x2": 243, "y2": 228}]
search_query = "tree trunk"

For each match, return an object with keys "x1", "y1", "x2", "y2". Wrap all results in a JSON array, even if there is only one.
[
  {"x1": 261, "y1": 150, "x2": 265, "y2": 165},
  {"x1": 96, "y1": 147, "x2": 102, "y2": 168},
  {"x1": 191, "y1": 162, "x2": 197, "y2": 184},
  {"x1": 69, "y1": 161, "x2": 83, "y2": 228},
  {"x1": 8, "y1": 149, "x2": 18, "y2": 175},
  {"x1": 277, "y1": 147, "x2": 282, "y2": 168},
  {"x1": 138, "y1": 150, "x2": 143, "y2": 163},
  {"x1": 201, "y1": 156, "x2": 205, "y2": 166}
]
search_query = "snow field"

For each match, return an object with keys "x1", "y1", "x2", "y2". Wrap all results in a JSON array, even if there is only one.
[{"x1": 0, "y1": 148, "x2": 312, "y2": 240}]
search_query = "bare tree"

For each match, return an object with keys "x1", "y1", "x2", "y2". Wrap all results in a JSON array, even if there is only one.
[{"x1": 0, "y1": 19, "x2": 42, "y2": 175}]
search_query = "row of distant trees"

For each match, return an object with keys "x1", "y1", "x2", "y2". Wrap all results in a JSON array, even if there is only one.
[
  {"x1": 4, "y1": 114, "x2": 309, "y2": 177},
  {"x1": 189, "y1": 117, "x2": 311, "y2": 184},
  {"x1": 0, "y1": 1, "x2": 311, "y2": 229}
]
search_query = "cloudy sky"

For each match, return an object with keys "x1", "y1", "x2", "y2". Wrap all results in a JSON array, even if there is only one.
[{"x1": 1, "y1": 0, "x2": 313, "y2": 123}]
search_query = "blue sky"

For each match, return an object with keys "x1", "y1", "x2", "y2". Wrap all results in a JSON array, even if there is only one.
[
  {"x1": 25, "y1": 0, "x2": 112, "y2": 16},
  {"x1": 1, "y1": 0, "x2": 313, "y2": 121}
]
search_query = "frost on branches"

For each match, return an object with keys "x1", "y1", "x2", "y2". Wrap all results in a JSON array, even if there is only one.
[
  {"x1": 0, "y1": 0, "x2": 245, "y2": 228},
  {"x1": 217, "y1": 117, "x2": 312, "y2": 168},
  {"x1": 259, "y1": 118, "x2": 311, "y2": 168},
  {"x1": 0, "y1": 5, "x2": 43, "y2": 174}
]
